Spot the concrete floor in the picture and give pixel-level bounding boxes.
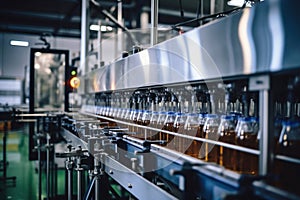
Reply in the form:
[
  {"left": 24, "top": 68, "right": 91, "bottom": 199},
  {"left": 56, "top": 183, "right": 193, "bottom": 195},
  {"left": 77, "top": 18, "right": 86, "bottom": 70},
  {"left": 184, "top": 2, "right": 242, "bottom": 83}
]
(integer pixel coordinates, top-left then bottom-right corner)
[
  {"left": 0, "top": 125, "right": 66, "bottom": 200},
  {"left": 0, "top": 124, "right": 131, "bottom": 200},
  {"left": 0, "top": 126, "right": 39, "bottom": 200}
]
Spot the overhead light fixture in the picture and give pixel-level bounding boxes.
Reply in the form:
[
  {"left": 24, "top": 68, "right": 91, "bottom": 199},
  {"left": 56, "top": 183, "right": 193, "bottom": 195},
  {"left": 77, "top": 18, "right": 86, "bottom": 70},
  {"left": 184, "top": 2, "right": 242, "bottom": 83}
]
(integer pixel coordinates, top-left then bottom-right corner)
[
  {"left": 227, "top": 0, "right": 257, "bottom": 7},
  {"left": 90, "top": 24, "right": 113, "bottom": 32},
  {"left": 10, "top": 40, "right": 29, "bottom": 47},
  {"left": 228, "top": 0, "right": 244, "bottom": 7}
]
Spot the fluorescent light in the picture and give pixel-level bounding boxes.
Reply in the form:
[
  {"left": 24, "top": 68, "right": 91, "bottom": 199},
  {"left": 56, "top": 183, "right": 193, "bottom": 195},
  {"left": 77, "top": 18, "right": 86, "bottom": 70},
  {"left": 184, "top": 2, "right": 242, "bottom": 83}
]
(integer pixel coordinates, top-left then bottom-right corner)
[
  {"left": 100, "top": 26, "right": 107, "bottom": 32},
  {"left": 90, "top": 24, "right": 99, "bottom": 31},
  {"left": 90, "top": 24, "right": 113, "bottom": 32},
  {"left": 227, "top": 0, "right": 254, "bottom": 7},
  {"left": 227, "top": 0, "right": 258, "bottom": 7},
  {"left": 228, "top": 0, "right": 245, "bottom": 7},
  {"left": 10, "top": 40, "right": 29, "bottom": 47}
]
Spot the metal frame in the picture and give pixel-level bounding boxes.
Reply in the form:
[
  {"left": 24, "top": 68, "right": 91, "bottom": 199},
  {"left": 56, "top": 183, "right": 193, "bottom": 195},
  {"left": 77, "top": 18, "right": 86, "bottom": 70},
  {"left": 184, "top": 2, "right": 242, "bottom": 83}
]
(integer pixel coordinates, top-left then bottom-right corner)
[
  {"left": 104, "top": 154, "right": 178, "bottom": 200},
  {"left": 29, "top": 48, "right": 69, "bottom": 160}
]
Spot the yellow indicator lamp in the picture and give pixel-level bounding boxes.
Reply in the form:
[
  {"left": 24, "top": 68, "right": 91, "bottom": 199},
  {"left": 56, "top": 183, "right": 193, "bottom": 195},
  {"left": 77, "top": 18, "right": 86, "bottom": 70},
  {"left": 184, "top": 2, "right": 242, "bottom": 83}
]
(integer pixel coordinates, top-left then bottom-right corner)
[{"left": 70, "top": 77, "right": 80, "bottom": 89}]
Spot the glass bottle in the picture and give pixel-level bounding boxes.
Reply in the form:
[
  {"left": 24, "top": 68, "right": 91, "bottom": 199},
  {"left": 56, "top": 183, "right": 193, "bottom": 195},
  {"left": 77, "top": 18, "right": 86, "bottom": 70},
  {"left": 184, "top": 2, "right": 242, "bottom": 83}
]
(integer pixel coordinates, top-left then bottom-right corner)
[
  {"left": 217, "top": 115, "right": 237, "bottom": 170},
  {"left": 236, "top": 117, "right": 258, "bottom": 175},
  {"left": 163, "top": 112, "right": 176, "bottom": 149},
  {"left": 278, "top": 120, "right": 300, "bottom": 158},
  {"left": 184, "top": 113, "right": 201, "bottom": 158},
  {"left": 132, "top": 109, "right": 140, "bottom": 134},
  {"left": 173, "top": 112, "right": 187, "bottom": 153},
  {"left": 123, "top": 108, "right": 132, "bottom": 129},
  {"left": 201, "top": 114, "right": 220, "bottom": 163},
  {"left": 157, "top": 111, "right": 167, "bottom": 141},
  {"left": 275, "top": 119, "right": 300, "bottom": 194},
  {"left": 197, "top": 113, "right": 207, "bottom": 159},
  {"left": 141, "top": 110, "right": 151, "bottom": 139},
  {"left": 149, "top": 111, "right": 159, "bottom": 140}
]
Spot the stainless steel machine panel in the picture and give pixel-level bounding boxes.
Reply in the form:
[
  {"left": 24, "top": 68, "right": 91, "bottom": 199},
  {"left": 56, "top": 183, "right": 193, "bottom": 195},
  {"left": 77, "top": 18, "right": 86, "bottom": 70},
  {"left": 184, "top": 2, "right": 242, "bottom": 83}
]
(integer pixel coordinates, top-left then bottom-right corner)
[{"left": 80, "top": 0, "right": 300, "bottom": 94}]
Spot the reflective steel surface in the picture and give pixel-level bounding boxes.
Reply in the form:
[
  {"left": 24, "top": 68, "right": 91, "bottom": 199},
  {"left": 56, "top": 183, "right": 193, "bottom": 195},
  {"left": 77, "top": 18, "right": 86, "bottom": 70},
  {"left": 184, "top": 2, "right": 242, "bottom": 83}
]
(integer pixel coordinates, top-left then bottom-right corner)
[{"left": 79, "top": 0, "right": 300, "bottom": 93}]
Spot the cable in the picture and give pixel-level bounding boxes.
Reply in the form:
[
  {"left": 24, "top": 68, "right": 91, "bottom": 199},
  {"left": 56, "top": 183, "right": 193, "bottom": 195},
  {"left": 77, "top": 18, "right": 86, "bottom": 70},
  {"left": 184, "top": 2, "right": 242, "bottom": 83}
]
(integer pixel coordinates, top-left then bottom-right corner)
[
  {"left": 196, "top": 0, "right": 202, "bottom": 19},
  {"left": 34, "top": 33, "right": 51, "bottom": 49},
  {"left": 196, "top": 0, "right": 203, "bottom": 26},
  {"left": 178, "top": 0, "right": 184, "bottom": 18}
]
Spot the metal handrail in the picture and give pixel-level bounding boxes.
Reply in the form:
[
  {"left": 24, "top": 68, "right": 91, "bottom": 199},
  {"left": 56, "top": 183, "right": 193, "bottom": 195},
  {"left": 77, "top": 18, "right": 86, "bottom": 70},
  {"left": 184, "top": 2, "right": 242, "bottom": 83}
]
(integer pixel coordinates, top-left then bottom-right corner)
[{"left": 79, "top": 110, "right": 260, "bottom": 156}]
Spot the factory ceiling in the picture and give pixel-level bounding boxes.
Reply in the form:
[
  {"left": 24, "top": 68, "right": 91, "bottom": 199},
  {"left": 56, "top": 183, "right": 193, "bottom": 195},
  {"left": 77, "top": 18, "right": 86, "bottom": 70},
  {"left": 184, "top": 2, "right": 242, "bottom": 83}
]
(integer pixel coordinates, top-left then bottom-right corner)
[{"left": 0, "top": 0, "right": 233, "bottom": 39}]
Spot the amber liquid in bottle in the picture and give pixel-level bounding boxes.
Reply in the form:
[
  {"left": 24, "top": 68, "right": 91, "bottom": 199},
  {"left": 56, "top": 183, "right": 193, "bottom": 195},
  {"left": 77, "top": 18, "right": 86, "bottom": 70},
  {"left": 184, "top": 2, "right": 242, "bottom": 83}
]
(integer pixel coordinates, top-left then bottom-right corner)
[
  {"left": 157, "top": 112, "right": 167, "bottom": 142},
  {"left": 173, "top": 122, "right": 182, "bottom": 152},
  {"left": 133, "top": 112, "right": 140, "bottom": 136},
  {"left": 218, "top": 130, "right": 237, "bottom": 170},
  {"left": 142, "top": 119, "right": 151, "bottom": 139},
  {"left": 203, "top": 125, "right": 219, "bottom": 163},
  {"left": 148, "top": 121, "right": 159, "bottom": 140},
  {"left": 163, "top": 122, "right": 175, "bottom": 145},
  {"left": 134, "top": 115, "right": 144, "bottom": 139},
  {"left": 236, "top": 133, "right": 258, "bottom": 175},
  {"left": 185, "top": 125, "right": 202, "bottom": 158},
  {"left": 197, "top": 124, "right": 205, "bottom": 159},
  {"left": 273, "top": 137, "right": 300, "bottom": 195}
]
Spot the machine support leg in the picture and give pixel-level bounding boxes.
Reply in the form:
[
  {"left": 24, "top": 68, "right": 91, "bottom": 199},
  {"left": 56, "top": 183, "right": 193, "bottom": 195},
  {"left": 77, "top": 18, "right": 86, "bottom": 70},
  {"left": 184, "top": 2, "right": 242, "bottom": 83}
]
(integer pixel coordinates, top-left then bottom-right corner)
[
  {"left": 77, "top": 169, "right": 82, "bottom": 200},
  {"left": 3, "top": 121, "right": 7, "bottom": 178},
  {"left": 95, "top": 175, "right": 100, "bottom": 200},
  {"left": 67, "top": 167, "right": 73, "bottom": 200},
  {"left": 46, "top": 134, "right": 51, "bottom": 200},
  {"left": 37, "top": 136, "right": 42, "bottom": 200}
]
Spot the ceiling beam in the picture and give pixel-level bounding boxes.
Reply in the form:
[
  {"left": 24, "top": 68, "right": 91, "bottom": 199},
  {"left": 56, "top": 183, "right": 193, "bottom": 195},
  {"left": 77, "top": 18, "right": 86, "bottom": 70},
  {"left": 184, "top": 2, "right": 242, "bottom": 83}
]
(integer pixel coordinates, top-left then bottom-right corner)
[{"left": 53, "top": 0, "right": 81, "bottom": 35}]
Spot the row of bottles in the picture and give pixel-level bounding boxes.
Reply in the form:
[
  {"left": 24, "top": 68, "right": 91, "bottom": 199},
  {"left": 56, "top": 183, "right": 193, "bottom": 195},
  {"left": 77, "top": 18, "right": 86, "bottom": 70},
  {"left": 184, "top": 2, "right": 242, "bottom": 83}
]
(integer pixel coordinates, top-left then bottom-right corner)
[
  {"left": 82, "top": 81, "right": 262, "bottom": 175},
  {"left": 82, "top": 76, "right": 300, "bottom": 180},
  {"left": 271, "top": 75, "right": 300, "bottom": 195}
]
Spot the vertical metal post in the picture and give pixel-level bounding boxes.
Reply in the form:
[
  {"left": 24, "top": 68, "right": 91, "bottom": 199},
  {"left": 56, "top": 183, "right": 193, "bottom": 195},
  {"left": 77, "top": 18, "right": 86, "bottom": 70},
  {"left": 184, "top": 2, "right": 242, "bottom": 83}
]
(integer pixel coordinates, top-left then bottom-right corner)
[
  {"left": 94, "top": 154, "right": 100, "bottom": 200},
  {"left": 200, "top": 0, "right": 204, "bottom": 26},
  {"left": 97, "top": 20, "right": 102, "bottom": 68},
  {"left": 67, "top": 166, "right": 73, "bottom": 200},
  {"left": 77, "top": 169, "right": 82, "bottom": 200},
  {"left": 117, "top": 0, "right": 123, "bottom": 56},
  {"left": 210, "top": 0, "right": 216, "bottom": 14},
  {"left": 215, "top": 0, "right": 224, "bottom": 13},
  {"left": 3, "top": 121, "right": 7, "bottom": 178},
  {"left": 259, "top": 89, "right": 270, "bottom": 175},
  {"left": 77, "top": 157, "right": 82, "bottom": 200},
  {"left": 46, "top": 134, "right": 50, "bottom": 200},
  {"left": 80, "top": 0, "right": 90, "bottom": 75},
  {"left": 201, "top": 0, "right": 204, "bottom": 16},
  {"left": 117, "top": 0, "right": 123, "bottom": 35},
  {"left": 140, "top": 12, "right": 149, "bottom": 30},
  {"left": 249, "top": 75, "right": 271, "bottom": 176},
  {"left": 75, "top": 146, "right": 86, "bottom": 200},
  {"left": 95, "top": 177, "right": 100, "bottom": 200},
  {"left": 150, "top": 0, "right": 159, "bottom": 46},
  {"left": 37, "top": 136, "right": 42, "bottom": 200}
]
